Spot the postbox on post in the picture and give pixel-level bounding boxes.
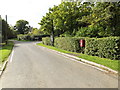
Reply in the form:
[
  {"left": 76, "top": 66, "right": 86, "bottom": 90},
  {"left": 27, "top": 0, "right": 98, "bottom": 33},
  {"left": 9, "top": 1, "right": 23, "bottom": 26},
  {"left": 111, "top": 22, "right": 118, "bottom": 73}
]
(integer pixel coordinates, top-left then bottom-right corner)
[{"left": 80, "top": 39, "right": 85, "bottom": 47}]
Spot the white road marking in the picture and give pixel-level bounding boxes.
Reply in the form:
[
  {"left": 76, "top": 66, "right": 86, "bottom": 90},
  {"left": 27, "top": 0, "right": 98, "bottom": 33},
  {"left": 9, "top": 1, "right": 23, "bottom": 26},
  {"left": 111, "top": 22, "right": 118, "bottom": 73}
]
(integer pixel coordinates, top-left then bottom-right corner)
[{"left": 10, "top": 48, "right": 14, "bottom": 63}]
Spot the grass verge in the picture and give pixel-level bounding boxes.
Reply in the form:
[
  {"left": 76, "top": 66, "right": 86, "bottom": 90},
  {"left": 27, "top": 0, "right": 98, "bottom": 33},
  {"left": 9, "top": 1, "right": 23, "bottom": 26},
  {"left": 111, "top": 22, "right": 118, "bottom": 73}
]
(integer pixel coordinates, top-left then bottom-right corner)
[
  {"left": 9, "top": 38, "right": 31, "bottom": 42},
  {"left": 37, "top": 43, "right": 119, "bottom": 71},
  {"left": 0, "top": 41, "right": 14, "bottom": 65}
]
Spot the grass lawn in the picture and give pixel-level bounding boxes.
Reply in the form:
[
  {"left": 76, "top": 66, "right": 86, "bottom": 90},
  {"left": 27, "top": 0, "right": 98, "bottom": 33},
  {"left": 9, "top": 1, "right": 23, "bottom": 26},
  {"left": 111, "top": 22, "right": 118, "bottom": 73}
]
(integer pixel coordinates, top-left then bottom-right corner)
[
  {"left": 37, "top": 43, "right": 119, "bottom": 71},
  {"left": 0, "top": 41, "right": 14, "bottom": 65}
]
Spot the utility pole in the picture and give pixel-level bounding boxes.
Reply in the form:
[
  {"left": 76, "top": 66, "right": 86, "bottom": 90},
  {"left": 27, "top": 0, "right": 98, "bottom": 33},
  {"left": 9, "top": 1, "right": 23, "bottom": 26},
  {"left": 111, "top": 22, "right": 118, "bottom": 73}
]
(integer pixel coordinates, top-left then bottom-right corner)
[
  {"left": 5, "top": 15, "right": 8, "bottom": 44},
  {"left": 5, "top": 15, "right": 7, "bottom": 22}
]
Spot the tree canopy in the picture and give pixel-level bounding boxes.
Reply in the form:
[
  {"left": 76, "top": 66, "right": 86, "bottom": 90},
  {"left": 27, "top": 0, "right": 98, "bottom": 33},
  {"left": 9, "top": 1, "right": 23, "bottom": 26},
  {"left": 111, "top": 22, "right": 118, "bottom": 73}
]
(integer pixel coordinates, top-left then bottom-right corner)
[
  {"left": 39, "top": 2, "right": 120, "bottom": 37},
  {"left": 14, "top": 20, "right": 30, "bottom": 34},
  {"left": 0, "top": 17, "right": 16, "bottom": 44}
]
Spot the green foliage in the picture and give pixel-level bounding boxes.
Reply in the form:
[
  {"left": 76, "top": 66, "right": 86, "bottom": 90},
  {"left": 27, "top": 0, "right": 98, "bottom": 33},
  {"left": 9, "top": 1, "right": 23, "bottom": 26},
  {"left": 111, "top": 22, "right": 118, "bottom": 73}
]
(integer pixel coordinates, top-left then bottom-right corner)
[
  {"left": 31, "top": 28, "right": 43, "bottom": 35},
  {"left": 39, "top": 2, "right": 92, "bottom": 37},
  {"left": 39, "top": 2, "right": 120, "bottom": 37},
  {"left": 76, "top": 25, "right": 106, "bottom": 37},
  {"left": 42, "top": 37, "right": 52, "bottom": 46},
  {"left": 17, "top": 34, "right": 48, "bottom": 41},
  {"left": 7, "top": 26, "right": 17, "bottom": 39},
  {"left": 85, "top": 37, "right": 120, "bottom": 60},
  {"left": 14, "top": 20, "right": 30, "bottom": 34},
  {"left": 54, "top": 37, "right": 79, "bottom": 52},
  {"left": 0, "top": 41, "right": 14, "bottom": 63},
  {"left": 81, "top": 2, "right": 120, "bottom": 37},
  {"left": 1, "top": 19, "right": 16, "bottom": 43},
  {"left": 42, "top": 37, "right": 83, "bottom": 52},
  {"left": 17, "top": 34, "right": 30, "bottom": 40},
  {"left": 42, "top": 36, "right": 120, "bottom": 60}
]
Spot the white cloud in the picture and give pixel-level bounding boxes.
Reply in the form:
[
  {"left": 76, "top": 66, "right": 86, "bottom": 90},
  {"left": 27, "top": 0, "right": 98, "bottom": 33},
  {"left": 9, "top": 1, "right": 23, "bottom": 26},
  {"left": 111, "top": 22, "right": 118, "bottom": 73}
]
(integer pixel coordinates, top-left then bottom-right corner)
[{"left": 0, "top": 0, "right": 61, "bottom": 28}]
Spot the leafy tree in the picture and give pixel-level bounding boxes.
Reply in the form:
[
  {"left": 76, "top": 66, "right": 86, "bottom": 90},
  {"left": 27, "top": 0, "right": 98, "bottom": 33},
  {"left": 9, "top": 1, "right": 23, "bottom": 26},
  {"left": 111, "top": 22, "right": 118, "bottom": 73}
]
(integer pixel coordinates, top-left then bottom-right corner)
[
  {"left": 81, "top": 2, "right": 120, "bottom": 37},
  {"left": 2, "top": 19, "right": 9, "bottom": 44},
  {"left": 39, "top": 2, "right": 92, "bottom": 37},
  {"left": 39, "top": 2, "right": 120, "bottom": 38},
  {"left": 7, "top": 25, "right": 17, "bottom": 39},
  {"left": 14, "top": 20, "right": 30, "bottom": 34},
  {"left": 31, "top": 28, "right": 43, "bottom": 35},
  {"left": 1, "top": 18, "right": 16, "bottom": 44},
  {"left": 39, "top": 10, "right": 54, "bottom": 46}
]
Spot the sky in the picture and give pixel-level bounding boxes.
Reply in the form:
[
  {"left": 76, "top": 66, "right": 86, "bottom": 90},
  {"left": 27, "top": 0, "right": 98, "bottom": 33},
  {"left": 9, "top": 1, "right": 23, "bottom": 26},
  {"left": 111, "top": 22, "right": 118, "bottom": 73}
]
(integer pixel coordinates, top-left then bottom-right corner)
[{"left": 0, "top": 0, "right": 61, "bottom": 28}]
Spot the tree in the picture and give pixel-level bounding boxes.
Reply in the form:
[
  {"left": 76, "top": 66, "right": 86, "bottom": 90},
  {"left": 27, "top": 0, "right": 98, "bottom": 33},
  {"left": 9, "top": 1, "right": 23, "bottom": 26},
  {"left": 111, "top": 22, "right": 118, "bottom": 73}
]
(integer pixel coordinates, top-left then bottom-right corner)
[
  {"left": 2, "top": 19, "right": 9, "bottom": 44},
  {"left": 81, "top": 2, "right": 120, "bottom": 37},
  {"left": 1, "top": 18, "right": 16, "bottom": 44},
  {"left": 14, "top": 20, "right": 29, "bottom": 34},
  {"left": 39, "top": 11, "right": 54, "bottom": 46},
  {"left": 39, "top": 2, "right": 120, "bottom": 38},
  {"left": 31, "top": 28, "right": 43, "bottom": 35},
  {"left": 39, "top": 2, "right": 92, "bottom": 37}
]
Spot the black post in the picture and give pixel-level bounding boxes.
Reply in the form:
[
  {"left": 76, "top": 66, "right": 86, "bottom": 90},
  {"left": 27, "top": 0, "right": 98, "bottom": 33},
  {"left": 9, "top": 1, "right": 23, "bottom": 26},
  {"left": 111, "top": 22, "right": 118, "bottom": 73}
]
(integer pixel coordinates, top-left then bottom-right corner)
[{"left": 5, "top": 15, "right": 8, "bottom": 44}]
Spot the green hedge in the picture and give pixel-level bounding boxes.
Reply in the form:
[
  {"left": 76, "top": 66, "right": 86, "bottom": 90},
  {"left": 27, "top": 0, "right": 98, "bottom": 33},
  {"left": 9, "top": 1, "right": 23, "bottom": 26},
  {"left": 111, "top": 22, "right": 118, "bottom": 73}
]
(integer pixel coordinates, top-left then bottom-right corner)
[
  {"left": 54, "top": 37, "right": 78, "bottom": 52},
  {"left": 42, "top": 37, "right": 52, "bottom": 46},
  {"left": 42, "top": 37, "right": 120, "bottom": 60},
  {"left": 17, "top": 34, "right": 48, "bottom": 41},
  {"left": 42, "top": 37, "right": 85, "bottom": 52},
  {"left": 85, "top": 37, "right": 120, "bottom": 60},
  {"left": 54, "top": 37, "right": 85, "bottom": 52}
]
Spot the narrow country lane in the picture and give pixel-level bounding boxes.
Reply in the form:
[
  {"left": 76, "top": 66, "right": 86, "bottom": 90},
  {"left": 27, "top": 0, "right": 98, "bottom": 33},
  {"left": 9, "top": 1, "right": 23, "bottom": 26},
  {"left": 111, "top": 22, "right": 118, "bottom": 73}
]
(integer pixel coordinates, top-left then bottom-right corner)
[{"left": 0, "top": 41, "right": 118, "bottom": 88}]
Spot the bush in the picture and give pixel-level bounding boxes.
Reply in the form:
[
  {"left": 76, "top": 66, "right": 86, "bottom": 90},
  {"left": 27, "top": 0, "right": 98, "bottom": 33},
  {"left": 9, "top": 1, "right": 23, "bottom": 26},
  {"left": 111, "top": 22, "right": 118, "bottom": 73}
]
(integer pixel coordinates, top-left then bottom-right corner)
[
  {"left": 54, "top": 37, "right": 85, "bottom": 52},
  {"left": 17, "top": 34, "right": 49, "bottom": 41},
  {"left": 17, "top": 34, "right": 30, "bottom": 40},
  {"left": 42, "top": 37, "right": 52, "bottom": 46},
  {"left": 76, "top": 25, "right": 101, "bottom": 38},
  {"left": 85, "top": 37, "right": 120, "bottom": 60},
  {"left": 42, "top": 36, "right": 120, "bottom": 60}
]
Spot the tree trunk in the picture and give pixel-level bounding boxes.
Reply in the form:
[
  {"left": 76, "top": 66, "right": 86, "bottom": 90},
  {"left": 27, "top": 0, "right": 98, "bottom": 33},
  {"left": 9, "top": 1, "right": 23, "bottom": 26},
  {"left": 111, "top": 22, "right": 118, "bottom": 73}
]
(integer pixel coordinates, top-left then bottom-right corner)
[{"left": 50, "top": 20, "right": 54, "bottom": 46}]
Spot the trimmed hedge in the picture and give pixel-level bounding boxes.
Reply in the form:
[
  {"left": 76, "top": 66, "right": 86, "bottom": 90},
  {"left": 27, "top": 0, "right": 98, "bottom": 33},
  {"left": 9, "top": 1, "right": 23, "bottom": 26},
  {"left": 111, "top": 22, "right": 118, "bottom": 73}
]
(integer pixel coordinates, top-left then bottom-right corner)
[
  {"left": 55, "top": 37, "right": 84, "bottom": 52},
  {"left": 42, "top": 37, "right": 52, "bottom": 46},
  {"left": 85, "top": 37, "right": 120, "bottom": 60},
  {"left": 55, "top": 37, "right": 83, "bottom": 52},
  {"left": 42, "top": 37, "right": 85, "bottom": 52}
]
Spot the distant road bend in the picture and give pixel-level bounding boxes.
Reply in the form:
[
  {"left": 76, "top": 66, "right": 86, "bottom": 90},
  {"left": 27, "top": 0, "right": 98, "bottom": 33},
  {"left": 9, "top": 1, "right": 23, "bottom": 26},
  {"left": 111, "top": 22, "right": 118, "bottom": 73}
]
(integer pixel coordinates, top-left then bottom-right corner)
[{"left": 0, "top": 41, "right": 118, "bottom": 88}]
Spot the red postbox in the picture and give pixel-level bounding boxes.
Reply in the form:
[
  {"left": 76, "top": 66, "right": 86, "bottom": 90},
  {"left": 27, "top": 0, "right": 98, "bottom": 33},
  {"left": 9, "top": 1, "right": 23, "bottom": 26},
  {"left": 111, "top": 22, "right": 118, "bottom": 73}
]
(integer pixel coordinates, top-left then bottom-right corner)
[{"left": 80, "top": 40, "right": 85, "bottom": 47}]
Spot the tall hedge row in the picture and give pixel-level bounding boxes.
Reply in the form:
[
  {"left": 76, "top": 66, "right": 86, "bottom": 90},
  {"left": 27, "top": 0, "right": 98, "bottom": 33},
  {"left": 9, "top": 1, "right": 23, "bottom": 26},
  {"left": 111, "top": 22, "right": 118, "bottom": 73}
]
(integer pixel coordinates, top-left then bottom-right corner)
[
  {"left": 55, "top": 37, "right": 80, "bottom": 52},
  {"left": 42, "top": 37, "right": 120, "bottom": 60},
  {"left": 42, "top": 37, "right": 85, "bottom": 52},
  {"left": 85, "top": 37, "right": 120, "bottom": 60}
]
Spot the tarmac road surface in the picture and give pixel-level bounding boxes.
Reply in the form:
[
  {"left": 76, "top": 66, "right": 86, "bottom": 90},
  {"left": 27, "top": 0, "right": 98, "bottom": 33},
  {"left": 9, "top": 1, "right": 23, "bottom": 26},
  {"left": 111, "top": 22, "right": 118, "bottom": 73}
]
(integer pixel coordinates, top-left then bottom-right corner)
[{"left": 0, "top": 41, "right": 118, "bottom": 88}]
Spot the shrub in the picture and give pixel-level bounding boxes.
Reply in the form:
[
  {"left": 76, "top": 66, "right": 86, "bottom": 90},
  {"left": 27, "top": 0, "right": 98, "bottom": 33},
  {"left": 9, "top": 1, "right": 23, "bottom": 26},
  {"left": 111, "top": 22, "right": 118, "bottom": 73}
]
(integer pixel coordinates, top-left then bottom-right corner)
[
  {"left": 54, "top": 37, "right": 85, "bottom": 52},
  {"left": 42, "top": 37, "right": 52, "bottom": 46},
  {"left": 76, "top": 25, "right": 102, "bottom": 38},
  {"left": 17, "top": 34, "right": 29, "bottom": 40},
  {"left": 17, "top": 34, "right": 48, "bottom": 41},
  {"left": 42, "top": 36, "right": 120, "bottom": 60},
  {"left": 85, "top": 37, "right": 120, "bottom": 60}
]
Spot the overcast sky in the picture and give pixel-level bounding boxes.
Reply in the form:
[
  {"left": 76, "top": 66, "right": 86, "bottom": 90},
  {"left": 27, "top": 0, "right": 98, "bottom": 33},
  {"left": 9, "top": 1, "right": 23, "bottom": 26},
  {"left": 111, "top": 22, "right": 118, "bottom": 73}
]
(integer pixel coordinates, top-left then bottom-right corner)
[{"left": 0, "top": 0, "right": 61, "bottom": 28}]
